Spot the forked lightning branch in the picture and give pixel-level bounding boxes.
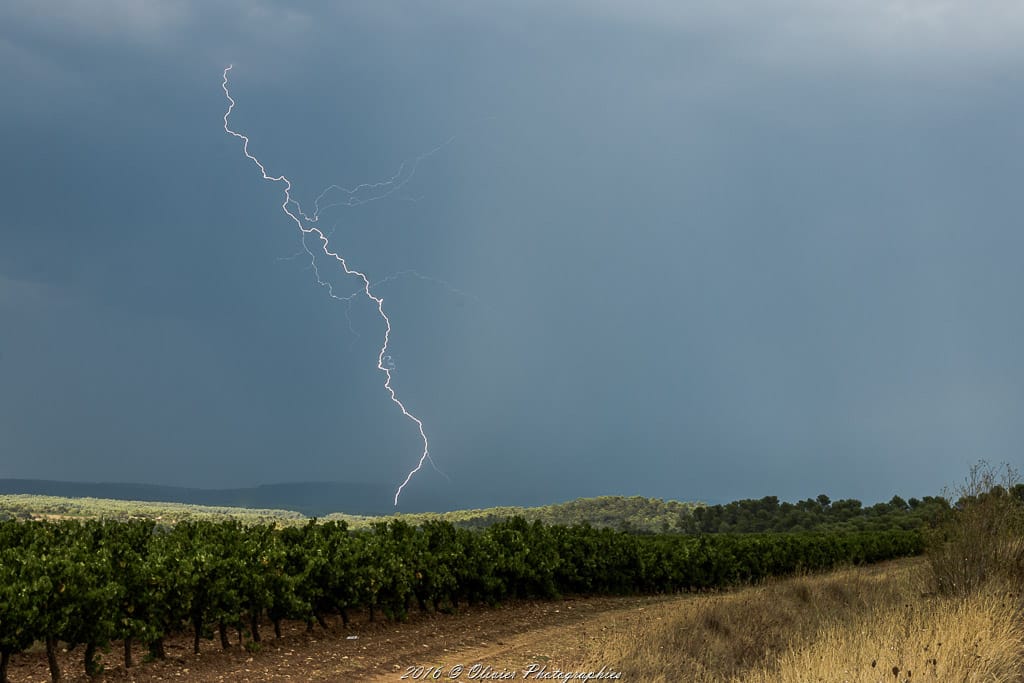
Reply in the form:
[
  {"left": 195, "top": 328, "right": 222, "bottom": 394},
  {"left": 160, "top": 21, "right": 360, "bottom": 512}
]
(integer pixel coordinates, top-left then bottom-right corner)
[{"left": 221, "top": 65, "right": 438, "bottom": 506}]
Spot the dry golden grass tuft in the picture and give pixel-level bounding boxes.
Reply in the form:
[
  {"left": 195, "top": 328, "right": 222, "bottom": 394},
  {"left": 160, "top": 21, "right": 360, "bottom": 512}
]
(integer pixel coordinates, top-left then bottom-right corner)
[
  {"left": 577, "top": 559, "right": 1023, "bottom": 682},
  {"left": 745, "top": 582, "right": 1023, "bottom": 682}
]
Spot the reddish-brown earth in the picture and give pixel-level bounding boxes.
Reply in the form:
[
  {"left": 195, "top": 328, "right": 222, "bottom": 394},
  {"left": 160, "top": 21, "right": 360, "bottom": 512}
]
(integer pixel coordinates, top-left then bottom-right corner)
[{"left": 6, "top": 594, "right": 674, "bottom": 682}]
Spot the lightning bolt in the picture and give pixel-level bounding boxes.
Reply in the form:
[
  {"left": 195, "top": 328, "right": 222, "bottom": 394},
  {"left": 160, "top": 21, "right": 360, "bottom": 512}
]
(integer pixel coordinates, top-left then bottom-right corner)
[
  {"left": 221, "top": 65, "right": 436, "bottom": 506},
  {"left": 296, "top": 135, "right": 454, "bottom": 219}
]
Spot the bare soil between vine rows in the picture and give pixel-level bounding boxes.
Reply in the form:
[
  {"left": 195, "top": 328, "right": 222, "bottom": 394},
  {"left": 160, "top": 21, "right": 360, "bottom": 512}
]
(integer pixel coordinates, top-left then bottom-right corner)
[{"left": 7, "top": 593, "right": 675, "bottom": 682}]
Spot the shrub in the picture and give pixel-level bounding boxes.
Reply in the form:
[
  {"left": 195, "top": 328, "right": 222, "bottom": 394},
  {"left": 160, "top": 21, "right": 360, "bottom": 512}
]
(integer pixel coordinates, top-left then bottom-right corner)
[{"left": 928, "top": 461, "right": 1024, "bottom": 595}]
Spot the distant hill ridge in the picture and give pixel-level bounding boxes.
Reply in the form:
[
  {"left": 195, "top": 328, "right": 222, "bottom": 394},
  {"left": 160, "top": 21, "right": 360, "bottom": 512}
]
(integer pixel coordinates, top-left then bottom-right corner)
[
  {"left": 0, "top": 478, "right": 396, "bottom": 517},
  {"left": 0, "top": 480, "right": 946, "bottom": 534},
  {"left": 0, "top": 479, "right": 698, "bottom": 531},
  {"left": 350, "top": 496, "right": 699, "bottom": 532}
]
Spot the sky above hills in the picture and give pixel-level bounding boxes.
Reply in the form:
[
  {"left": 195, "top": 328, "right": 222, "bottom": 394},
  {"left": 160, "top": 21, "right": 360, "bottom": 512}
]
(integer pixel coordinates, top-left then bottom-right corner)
[{"left": 2, "top": 1, "right": 1023, "bottom": 511}]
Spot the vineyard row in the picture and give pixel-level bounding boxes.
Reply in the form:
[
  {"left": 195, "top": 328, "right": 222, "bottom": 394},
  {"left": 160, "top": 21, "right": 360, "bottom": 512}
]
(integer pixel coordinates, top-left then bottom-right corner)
[{"left": 0, "top": 518, "right": 924, "bottom": 681}]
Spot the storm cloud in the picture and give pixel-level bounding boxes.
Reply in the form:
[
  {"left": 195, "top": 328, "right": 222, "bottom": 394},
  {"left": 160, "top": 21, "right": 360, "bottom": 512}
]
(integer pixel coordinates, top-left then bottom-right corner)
[{"left": 2, "top": 1, "right": 1022, "bottom": 510}]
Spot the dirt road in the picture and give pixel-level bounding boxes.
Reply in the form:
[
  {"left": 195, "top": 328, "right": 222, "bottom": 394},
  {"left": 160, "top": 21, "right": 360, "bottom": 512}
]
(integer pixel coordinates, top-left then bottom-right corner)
[{"left": 8, "top": 594, "right": 672, "bottom": 682}]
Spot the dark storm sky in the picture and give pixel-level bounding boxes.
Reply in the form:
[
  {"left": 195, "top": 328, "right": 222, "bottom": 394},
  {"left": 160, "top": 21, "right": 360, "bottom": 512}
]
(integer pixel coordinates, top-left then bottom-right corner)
[{"left": 2, "top": 1, "right": 1023, "bottom": 511}]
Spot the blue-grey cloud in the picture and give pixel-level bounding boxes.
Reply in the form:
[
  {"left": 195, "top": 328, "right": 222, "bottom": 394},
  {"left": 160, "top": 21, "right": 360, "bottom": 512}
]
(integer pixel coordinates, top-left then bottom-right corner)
[{"left": 1, "top": 1, "right": 1022, "bottom": 510}]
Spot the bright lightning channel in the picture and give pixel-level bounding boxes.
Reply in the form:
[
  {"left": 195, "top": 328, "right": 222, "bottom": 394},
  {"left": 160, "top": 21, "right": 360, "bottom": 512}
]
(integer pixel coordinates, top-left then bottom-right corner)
[{"left": 221, "top": 64, "right": 438, "bottom": 506}]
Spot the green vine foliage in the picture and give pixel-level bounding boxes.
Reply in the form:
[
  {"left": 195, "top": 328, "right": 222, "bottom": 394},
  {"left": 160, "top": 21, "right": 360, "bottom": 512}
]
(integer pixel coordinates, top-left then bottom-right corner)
[{"left": 0, "top": 518, "right": 923, "bottom": 681}]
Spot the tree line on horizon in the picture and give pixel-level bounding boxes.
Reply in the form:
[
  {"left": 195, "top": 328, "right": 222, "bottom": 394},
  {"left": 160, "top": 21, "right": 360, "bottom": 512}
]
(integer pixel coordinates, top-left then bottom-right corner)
[
  {"left": 378, "top": 492, "right": 956, "bottom": 535},
  {"left": 674, "top": 493, "right": 955, "bottom": 535}
]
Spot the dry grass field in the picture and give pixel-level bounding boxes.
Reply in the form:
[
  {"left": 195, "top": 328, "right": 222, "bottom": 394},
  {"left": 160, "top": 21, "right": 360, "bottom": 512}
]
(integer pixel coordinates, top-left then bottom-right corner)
[{"left": 575, "top": 559, "right": 1022, "bottom": 682}]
